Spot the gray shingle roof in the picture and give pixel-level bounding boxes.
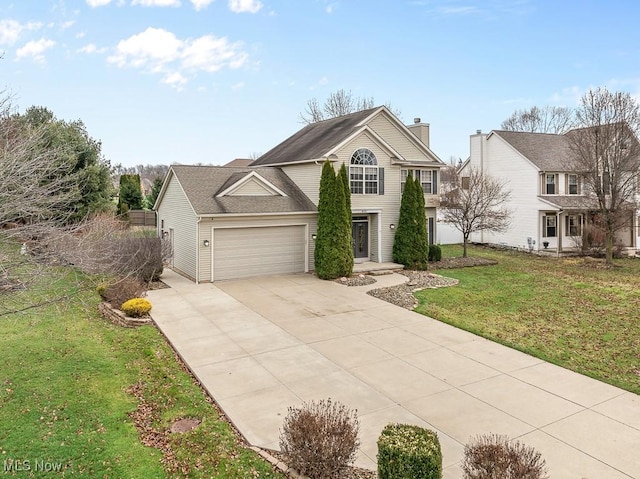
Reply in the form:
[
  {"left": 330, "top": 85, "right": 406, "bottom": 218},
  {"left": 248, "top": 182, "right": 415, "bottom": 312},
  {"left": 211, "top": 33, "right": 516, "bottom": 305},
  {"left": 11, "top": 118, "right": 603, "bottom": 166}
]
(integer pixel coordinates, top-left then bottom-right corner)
[
  {"left": 251, "top": 107, "right": 380, "bottom": 166},
  {"left": 540, "top": 195, "right": 599, "bottom": 210},
  {"left": 170, "top": 165, "right": 316, "bottom": 215},
  {"left": 493, "top": 130, "right": 574, "bottom": 171}
]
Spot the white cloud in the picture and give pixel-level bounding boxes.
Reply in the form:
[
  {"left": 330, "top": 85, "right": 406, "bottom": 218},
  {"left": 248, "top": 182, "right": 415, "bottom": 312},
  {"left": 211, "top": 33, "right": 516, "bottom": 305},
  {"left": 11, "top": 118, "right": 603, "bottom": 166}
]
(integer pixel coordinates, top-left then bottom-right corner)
[
  {"left": 131, "top": 0, "right": 181, "bottom": 6},
  {"left": 231, "top": 81, "right": 244, "bottom": 90},
  {"left": 181, "top": 35, "right": 247, "bottom": 72},
  {"left": 325, "top": 2, "right": 338, "bottom": 14},
  {"left": 61, "top": 20, "right": 75, "bottom": 29},
  {"left": 228, "top": 0, "right": 262, "bottom": 14},
  {"left": 108, "top": 27, "right": 182, "bottom": 69},
  {"left": 78, "top": 43, "right": 107, "bottom": 54},
  {"left": 86, "top": 0, "right": 113, "bottom": 6},
  {"left": 191, "top": 0, "right": 215, "bottom": 10},
  {"left": 108, "top": 27, "right": 248, "bottom": 86},
  {"left": 0, "top": 19, "right": 42, "bottom": 45},
  {"left": 16, "top": 38, "right": 56, "bottom": 63},
  {"left": 163, "top": 71, "right": 188, "bottom": 90}
]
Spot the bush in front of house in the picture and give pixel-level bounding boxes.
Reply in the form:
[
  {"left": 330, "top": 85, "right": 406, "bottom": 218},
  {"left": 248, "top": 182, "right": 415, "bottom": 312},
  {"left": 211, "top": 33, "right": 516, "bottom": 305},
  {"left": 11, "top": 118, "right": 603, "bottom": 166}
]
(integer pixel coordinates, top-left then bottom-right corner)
[
  {"left": 428, "top": 244, "right": 442, "bottom": 262},
  {"left": 461, "top": 434, "right": 548, "bottom": 479},
  {"left": 377, "top": 423, "right": 442, "bottom": 479},
  {"left": 393, "top": 174, "right": 429, "bottom": 270},
  {"left": 315, "top": 161, "right": 352, "bottom": 280},
  {"left": 121, "top": 298, "right": 152, "bottom": 317},
  {"left": 103, "top": 277, "right": 146, "bottom": 310},
  {"left": 279, "top": 398, "right": 359, "bottom": 478}
]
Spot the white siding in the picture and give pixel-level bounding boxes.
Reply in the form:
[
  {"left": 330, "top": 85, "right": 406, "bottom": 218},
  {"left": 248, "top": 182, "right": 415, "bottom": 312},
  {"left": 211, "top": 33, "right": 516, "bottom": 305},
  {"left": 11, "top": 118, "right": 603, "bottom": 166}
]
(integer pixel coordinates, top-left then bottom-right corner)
[
  {"left": 467, "top": 134, "right": 543, "bottom": 250},
  {"left": 156, "top": 174, "right": 198, "bottom": 280}
]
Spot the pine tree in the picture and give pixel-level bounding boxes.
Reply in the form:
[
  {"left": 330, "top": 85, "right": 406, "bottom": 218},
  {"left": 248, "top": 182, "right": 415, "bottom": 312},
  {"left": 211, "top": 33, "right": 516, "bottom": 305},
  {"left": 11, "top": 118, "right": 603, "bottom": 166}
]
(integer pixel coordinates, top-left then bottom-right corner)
[{"left": 118, "top": 174, "right": 143, "bottom": 216}]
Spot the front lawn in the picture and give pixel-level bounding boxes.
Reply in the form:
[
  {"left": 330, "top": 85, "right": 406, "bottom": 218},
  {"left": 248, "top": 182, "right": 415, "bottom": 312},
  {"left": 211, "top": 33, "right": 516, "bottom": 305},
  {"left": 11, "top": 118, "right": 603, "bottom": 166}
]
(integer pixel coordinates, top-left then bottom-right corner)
[
  {"left": 415, "top": 245, "right": 640, "bottom": 394},
  {"left": 0, "top": 236, "right": 284, "bottom": 478}
]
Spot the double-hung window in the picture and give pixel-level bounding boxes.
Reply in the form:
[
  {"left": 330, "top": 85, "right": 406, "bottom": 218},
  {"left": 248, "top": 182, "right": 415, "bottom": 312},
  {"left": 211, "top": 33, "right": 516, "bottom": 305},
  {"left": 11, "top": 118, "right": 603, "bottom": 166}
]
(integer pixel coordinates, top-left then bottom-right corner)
[
  {"left": 566, "top": 214, "right": 581, "bottom": 236},
  {"left": 544, "top": 214, "right": 557, "bottom": 237},
  {"left": 567, "top": 174, "right": 579, "bottom": 195},
  {"left": 545, "top": 174, "right": 557, "bottom": 195},
  {"left": 350, "top": 149, "right": 378, "bottom": 195},
  {"left": 401, "top": 168, "right": 437, "bottom": 194}
]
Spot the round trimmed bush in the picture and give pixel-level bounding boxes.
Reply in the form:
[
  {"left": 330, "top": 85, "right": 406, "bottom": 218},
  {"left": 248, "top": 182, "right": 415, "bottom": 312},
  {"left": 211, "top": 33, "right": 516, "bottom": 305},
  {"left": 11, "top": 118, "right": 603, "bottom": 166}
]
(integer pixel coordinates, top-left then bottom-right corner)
[
  {"left": 377, "top": 423, "right": 442, "bottom": 479},
  {"left": 121, "top": 298, "right": 152, "bottom": 317}
]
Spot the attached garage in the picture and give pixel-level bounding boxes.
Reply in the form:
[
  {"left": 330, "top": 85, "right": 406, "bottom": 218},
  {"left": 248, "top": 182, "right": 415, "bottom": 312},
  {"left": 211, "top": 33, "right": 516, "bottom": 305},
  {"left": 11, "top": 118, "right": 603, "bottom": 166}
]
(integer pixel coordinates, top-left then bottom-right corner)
[{"left": 212, "top": 225, "right": 308, "bottom": 281}]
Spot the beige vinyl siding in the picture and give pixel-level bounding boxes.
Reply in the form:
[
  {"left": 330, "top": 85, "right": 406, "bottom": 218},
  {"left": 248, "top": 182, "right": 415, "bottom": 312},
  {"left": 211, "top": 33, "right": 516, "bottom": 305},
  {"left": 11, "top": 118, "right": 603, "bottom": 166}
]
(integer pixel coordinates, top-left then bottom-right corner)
[
  {"left": 368, "top": 113, "right": 426, "bottom": 160},
  {"left": 336, "top": 132, "right": 403, "bottom": 262},
  {"left": 156, "top": 174, "right": 198, "bottom": 280},
  {"left": 229, "top": 178, "right": 276, "bottom": 196},
  {"left": 197, "top": 214, "right": 317, "bottom": 281},
  {"left": 280, "top": 164, "right": 323, "bottom": 205}
]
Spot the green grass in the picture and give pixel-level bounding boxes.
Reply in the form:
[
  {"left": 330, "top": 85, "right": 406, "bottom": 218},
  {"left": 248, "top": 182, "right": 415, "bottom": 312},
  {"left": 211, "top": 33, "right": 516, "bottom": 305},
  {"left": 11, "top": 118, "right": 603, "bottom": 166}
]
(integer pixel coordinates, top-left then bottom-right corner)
[
  {"left": 415, "top": 244, "right": 640, "bottom": 394},
  {"left": 0, "top": 236, "right": 284, "bottom": 478}
]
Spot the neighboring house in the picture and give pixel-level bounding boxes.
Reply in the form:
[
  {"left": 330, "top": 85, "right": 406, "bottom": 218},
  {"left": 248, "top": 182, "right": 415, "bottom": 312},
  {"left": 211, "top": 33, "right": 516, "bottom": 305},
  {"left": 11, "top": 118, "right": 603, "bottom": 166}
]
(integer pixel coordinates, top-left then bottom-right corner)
[
  {"left": 461, "top": 129, "right": 639, "bottom": 253},
  {"left": 155, "top": 106, "right": 443, "bottom": 282}
]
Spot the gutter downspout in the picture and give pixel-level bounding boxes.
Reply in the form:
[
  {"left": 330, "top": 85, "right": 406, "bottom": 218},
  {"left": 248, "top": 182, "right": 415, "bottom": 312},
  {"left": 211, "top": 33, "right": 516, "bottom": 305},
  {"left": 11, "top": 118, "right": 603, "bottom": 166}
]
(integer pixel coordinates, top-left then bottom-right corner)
[{"left": 196, "top": 217, "right": 201, "bottom": 284}]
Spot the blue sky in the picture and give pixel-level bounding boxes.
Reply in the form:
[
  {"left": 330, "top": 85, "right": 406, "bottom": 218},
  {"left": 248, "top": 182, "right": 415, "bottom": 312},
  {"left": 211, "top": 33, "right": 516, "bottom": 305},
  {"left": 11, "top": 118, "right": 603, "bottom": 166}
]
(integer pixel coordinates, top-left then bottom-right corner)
[{"left": 2, "top": 0, "right": 639, "bottom": 168}]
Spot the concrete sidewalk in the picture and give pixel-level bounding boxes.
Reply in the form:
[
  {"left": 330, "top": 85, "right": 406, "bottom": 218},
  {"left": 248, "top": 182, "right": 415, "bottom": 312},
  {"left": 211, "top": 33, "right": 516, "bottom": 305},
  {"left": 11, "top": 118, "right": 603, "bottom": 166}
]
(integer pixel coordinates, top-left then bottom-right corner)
[{"left": 147, "top": 269, "right": 640, "bottom": 478}]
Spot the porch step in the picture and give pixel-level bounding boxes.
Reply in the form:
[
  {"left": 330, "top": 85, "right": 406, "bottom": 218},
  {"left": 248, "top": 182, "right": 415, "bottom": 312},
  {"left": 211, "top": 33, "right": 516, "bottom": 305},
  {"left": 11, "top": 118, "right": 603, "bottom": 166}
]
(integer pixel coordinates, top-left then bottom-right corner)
[{"left": 368, "top": 269, "right": 396, "bottom": 276}]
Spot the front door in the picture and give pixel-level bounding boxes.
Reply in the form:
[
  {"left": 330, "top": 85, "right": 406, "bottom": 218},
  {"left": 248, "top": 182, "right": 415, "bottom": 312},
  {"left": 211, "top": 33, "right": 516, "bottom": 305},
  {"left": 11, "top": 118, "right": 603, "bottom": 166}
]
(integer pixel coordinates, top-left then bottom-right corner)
[{"left": 352, "top": 217, "right": 369, "bottom": 261}]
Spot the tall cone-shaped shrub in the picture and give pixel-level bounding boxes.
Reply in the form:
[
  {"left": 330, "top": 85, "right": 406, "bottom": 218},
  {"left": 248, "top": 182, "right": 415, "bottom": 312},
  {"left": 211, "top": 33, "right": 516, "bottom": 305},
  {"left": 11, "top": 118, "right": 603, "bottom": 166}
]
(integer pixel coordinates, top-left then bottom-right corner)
[
  {"left": 315, "top": 161, "right": 337, "bottom": 279},
  {"left": 338, "top": 163, "right": 354, "bottom": 276},
  {"left": 315, "top": 161, "right": 353, "bottom": 279},
  {"left": 335, "top": 170, "right": 353, "bottom": 277},
  {"left": 393, "top": 174, "right": 429, "bottom": 269}
]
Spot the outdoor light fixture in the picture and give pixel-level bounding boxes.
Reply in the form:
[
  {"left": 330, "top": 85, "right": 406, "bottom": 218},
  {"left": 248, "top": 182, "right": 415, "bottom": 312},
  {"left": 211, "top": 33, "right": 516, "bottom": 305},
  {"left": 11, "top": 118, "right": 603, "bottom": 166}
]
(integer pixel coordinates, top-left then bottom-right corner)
[
  {"left": 203, "top": 240, "right": 210, "bottom": 247},
  {"left": 389, "top": 224, "right": 395, "bottom": 230},
  {"left": 162, "top": 231, "right": 169, "bottom": 238},
  {"left": 311, "top": 234, "right": 317, "bottom": 241}
]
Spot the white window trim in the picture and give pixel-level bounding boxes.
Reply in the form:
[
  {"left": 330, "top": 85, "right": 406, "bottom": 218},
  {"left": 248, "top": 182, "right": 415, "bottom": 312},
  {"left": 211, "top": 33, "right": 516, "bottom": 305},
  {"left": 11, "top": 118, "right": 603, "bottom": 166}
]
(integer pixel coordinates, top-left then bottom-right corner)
[{"left": 350, "top": 149, "right": 378, "bottom": 195}]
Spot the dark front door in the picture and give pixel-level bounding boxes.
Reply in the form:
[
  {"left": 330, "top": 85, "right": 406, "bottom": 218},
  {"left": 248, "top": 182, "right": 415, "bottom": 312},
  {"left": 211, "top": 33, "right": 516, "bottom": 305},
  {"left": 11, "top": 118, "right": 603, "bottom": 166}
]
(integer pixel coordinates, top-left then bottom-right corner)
[{"left": 352, "top": 219, "right": 369, "bottom": 259}]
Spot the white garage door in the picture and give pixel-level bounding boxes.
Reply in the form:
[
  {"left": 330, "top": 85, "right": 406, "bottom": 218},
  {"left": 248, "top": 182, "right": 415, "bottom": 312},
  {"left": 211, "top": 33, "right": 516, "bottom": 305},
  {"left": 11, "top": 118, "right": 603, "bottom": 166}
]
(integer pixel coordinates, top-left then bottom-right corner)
[{"left": 213, "top": 225, "right": 307, "bottom": 281}]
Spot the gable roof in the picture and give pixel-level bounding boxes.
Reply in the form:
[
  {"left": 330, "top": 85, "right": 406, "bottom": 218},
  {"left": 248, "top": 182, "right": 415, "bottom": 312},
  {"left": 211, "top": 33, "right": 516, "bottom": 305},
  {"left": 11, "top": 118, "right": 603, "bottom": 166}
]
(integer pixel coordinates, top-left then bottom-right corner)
[
  {"left": 164, "top": 165, "right": 316, "bottom": 215},
  {"left": 251, "top": 107, "right": 381, "bottom": 166},
  {"left": 492, "top": 130, "right": 573, "bottom": 171}
]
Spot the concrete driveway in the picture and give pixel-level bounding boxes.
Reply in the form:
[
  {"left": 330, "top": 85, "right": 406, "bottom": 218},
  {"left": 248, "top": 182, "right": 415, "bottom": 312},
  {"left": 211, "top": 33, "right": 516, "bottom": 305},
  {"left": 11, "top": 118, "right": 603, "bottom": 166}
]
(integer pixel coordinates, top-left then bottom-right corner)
[{"left": 147, "top": 269, "right": 640, "bottom": 479}]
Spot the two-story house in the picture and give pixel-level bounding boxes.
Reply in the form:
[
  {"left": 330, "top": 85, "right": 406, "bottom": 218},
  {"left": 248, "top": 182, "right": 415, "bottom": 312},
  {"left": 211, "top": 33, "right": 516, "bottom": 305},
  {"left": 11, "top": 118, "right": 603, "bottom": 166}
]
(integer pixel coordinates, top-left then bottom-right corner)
[
  {"left": 155, "top": 106, "right": 443, "bottom": 282},
  {"left": 461, "top": 129, "right": 639, "bottom": 253}
]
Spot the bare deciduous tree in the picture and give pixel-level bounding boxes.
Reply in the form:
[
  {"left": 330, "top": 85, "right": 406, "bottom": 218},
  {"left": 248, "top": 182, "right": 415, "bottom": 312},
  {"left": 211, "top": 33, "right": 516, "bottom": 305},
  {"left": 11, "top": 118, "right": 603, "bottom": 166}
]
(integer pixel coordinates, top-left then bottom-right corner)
[
  {"left": 566, "top": 87, "right": 640, "bottom": 264},
  {"left": 299, "top": 89, "right": 400, "bottom": 124},
  {"left": 501, "top": 105, "right": 574, "bottom": 134},
  {"left": 441, "top": 166, "right": 512, "bottom": 257},
  {"left": 0, "top": 110, "right": 79, "bottom": 227}
]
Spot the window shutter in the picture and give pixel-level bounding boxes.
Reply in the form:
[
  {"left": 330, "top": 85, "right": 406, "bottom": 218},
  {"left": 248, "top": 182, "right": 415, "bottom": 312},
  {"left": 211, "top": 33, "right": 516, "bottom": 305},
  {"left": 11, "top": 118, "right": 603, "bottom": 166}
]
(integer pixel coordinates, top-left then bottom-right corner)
[
  {"left": 432, "top": 170, "right": 438, "bottom": 195},
  {"left": 378, "top": 167, "right": 384, "bottom": 195}
]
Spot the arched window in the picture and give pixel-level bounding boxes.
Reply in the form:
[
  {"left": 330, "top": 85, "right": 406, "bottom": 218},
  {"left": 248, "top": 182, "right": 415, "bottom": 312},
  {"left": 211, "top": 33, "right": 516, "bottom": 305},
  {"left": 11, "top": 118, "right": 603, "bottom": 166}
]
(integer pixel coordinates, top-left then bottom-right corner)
[{"left": 349, "top": 148, "right": 378, "bottom": 194}]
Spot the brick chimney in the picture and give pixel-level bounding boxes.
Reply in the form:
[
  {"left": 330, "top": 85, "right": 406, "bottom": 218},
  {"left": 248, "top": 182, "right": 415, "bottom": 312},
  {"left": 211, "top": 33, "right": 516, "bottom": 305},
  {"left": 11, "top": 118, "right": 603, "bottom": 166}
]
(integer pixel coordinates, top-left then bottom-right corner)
[{"left": 407, "top": 117, "right": 430, "bottom": 147}]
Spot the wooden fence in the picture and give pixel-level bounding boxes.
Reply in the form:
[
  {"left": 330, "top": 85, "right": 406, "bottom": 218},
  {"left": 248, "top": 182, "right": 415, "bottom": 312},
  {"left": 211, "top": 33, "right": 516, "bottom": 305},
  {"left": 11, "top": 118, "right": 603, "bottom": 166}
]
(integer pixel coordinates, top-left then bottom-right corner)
[{"left": 129, "top": 210, "right": 157, "bottom": 227}]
